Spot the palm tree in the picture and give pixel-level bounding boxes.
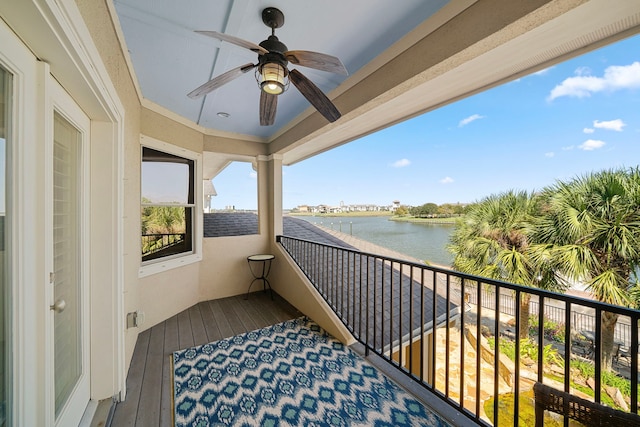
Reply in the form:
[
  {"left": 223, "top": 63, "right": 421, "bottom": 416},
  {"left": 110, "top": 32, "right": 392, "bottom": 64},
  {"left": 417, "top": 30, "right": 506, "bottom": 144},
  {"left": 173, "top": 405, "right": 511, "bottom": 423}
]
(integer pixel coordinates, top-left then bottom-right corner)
[
  {"left": 152, "top": 206, "right": 185, "bottom": 234},
  {"left": 449, "top": 190, "right": 563, "bottom": 339},
  {"left": 533, "top": 168, "right": 640, "bottom": 371}
]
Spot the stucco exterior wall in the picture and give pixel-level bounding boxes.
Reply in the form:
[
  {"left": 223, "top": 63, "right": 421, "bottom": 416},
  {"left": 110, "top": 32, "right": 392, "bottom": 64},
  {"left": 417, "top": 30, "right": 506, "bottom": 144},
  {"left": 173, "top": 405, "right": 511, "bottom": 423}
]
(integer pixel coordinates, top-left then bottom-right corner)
[
  {"left": 141, "top": 107, "right": 205, "bottom": 153},
  {"left": 74, "top": 0, "right": 144, "bottom": 371},
  {"left": 199, "top": 234, "right": 270, "bottom": 301}
]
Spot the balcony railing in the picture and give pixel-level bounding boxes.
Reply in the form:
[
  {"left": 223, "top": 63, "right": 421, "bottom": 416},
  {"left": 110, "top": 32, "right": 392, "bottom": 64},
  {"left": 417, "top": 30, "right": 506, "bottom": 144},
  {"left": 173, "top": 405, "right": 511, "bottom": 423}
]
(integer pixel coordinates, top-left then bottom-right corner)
[
  {"left": 141, "top": 232, "right": 185, "bottom": 257},
  {"left": 277, "top": 235, "right": 640, "bottom": 426}
]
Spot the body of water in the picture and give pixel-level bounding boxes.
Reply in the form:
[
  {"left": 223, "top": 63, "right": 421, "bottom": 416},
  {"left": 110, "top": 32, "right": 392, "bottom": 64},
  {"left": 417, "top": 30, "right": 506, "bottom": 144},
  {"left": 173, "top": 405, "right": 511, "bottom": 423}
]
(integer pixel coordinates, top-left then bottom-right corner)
[{"left": 297, "top": 216, "right": 455, "bottom": 266}]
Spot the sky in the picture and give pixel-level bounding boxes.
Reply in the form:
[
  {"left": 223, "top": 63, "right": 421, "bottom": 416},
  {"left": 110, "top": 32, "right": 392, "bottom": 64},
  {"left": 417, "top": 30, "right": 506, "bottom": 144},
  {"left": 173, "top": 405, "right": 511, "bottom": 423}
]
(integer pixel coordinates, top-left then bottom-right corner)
[{"left": 211, "top": 34, "right": 640, "bottom": 210}]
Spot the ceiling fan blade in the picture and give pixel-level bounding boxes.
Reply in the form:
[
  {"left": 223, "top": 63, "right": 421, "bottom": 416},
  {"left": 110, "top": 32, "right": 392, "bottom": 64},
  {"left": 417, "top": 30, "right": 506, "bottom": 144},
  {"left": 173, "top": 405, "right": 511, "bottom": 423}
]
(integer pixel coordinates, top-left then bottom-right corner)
[
  {"left": 195, "top": 31, "right": 269, "bottom": 55},
  {"left": 285, "top": 50, "right": 348, "bottom": 75},
  {"left": 260, "top": 91, "right": 278, "bottom": 126},
  {"left": 187, "top": 63, "right": 256, "bottom": 99},
  {"left": 289, "top": 69, "right": 341, "bottom": 123}
]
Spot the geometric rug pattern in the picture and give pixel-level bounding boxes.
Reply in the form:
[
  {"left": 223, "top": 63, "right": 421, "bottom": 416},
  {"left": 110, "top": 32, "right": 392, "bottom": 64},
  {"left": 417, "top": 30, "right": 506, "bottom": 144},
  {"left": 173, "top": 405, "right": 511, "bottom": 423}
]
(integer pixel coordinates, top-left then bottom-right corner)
[{"left": 172, "top": 317, "right": 451, "bottom": 426}]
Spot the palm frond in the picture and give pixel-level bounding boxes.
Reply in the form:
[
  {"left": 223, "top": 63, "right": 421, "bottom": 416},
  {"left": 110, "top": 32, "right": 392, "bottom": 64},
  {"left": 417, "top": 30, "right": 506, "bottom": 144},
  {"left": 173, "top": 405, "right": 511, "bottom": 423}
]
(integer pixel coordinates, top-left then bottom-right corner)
[{"left": 588, "top": 269, "right": 630, "bottom": 306}]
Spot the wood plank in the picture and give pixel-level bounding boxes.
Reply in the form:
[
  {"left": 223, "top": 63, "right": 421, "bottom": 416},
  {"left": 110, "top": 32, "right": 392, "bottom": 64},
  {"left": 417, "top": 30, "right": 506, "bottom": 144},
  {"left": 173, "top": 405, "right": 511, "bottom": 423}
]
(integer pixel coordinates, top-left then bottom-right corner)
[
  {"left": 188, "top": 304, "right": 209, "bottom": 347},
  {"left": 177, "top": 309, "right": 194, "bottom": 350},
  {"left": 160, "top": 315, "right": 179, "bottom": 427},
  {"left": 227, "top": 296, "right": 259, "bottom": 332},
  {"left": 277, "top": 294, "right": 304, "bottom": 319},
  {"left": 253, "top": 292, "right": 298, "bottom": 324},
  {"left": 111, "top": 328, "right": 151, "bottom": 426},
  {"left": 237, "top": 295, "right": 271, "bottom": 329},
  {"left": 199, "top": 300, "right": 222, "bottom": 343},
  {"left": 209, "top": 299, "right": 234, "bottom": 339},
  {"left": 254, "top": 292, "right": 281, "bottom": 322},
  {"left": 135, "top": 322, "right": 165, "bottom": 427},
  {"left": 264, "top": 295, "right": 290, "bottom": 324},
  {"left": 219, "top": 297, "right": 247, "bottom": 336}
]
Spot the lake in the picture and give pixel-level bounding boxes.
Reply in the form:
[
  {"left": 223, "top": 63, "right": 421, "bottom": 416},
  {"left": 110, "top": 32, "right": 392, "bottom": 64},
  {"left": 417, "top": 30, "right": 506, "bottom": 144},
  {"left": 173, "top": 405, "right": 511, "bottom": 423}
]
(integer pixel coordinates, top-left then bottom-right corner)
[{"left": 296, "top": 215, "right": 455, "bottom": 266}]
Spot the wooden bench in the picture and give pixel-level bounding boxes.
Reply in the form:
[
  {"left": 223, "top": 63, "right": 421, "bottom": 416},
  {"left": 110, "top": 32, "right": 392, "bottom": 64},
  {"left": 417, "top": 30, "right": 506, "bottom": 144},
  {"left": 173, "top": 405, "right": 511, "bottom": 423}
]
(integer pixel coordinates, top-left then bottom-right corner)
[{"left": 534, "top": 382, "right": 640, "bottom": 427}]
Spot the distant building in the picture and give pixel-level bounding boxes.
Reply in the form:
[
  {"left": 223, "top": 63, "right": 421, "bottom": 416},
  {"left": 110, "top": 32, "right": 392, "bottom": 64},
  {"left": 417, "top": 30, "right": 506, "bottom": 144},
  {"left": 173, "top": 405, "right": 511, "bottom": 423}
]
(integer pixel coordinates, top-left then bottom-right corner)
[{"left": 295, "top": 201, "right": 400, "bottom": 213}]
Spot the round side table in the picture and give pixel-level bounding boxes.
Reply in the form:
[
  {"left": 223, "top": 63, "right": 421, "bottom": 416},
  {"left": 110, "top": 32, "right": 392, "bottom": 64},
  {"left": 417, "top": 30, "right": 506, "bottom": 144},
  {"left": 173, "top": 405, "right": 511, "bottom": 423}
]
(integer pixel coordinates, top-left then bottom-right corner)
[{"left": 246, "top": 254, "right": 275, "bottom": 300}]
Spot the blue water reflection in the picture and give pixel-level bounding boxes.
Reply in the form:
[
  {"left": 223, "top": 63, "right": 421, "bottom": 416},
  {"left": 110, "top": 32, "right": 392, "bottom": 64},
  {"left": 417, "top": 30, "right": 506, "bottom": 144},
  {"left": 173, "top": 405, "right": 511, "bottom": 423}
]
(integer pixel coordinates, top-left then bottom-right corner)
[{"left": 296, "top": 216, "right": 454, "bottom": 267}]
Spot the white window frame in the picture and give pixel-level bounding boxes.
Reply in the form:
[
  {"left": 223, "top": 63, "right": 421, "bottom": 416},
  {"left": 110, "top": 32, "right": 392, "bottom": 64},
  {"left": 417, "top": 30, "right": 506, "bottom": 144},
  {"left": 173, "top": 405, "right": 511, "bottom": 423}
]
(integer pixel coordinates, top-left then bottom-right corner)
[{"left": 139, "top": 135, "right": 202, "bottom": 277}]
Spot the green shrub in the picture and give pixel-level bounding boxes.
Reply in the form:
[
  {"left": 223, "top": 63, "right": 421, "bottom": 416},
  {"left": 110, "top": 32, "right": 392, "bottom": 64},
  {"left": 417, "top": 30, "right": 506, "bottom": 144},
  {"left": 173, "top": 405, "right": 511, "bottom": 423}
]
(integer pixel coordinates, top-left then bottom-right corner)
[
  {"left": 529, "top": 316, "right": 566, "bottom": 343},
  {"left": 487, "top": 337, "right": 563, "bottom": 367}
]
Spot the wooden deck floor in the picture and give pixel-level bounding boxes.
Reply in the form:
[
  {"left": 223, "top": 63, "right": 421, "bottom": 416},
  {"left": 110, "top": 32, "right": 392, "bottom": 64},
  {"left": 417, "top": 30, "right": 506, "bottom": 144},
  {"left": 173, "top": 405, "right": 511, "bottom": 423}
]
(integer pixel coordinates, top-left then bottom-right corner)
[{"left": 111, "top": 292, "right": 302, "bottom": 426}]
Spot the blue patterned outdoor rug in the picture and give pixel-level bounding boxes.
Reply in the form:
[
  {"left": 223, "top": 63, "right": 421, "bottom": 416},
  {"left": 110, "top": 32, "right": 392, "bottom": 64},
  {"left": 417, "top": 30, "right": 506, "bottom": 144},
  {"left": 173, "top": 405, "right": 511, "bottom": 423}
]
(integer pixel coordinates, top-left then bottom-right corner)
[{"left": 172, "top": 317, "right": 451, "bottom": 426}]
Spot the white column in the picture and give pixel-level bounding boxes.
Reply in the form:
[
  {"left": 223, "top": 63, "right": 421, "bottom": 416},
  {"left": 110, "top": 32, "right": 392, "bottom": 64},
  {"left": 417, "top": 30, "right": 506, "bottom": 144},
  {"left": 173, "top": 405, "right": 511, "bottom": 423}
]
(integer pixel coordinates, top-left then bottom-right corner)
[{"left": 257, "top": 154, "right": 283, "bottom": 240}]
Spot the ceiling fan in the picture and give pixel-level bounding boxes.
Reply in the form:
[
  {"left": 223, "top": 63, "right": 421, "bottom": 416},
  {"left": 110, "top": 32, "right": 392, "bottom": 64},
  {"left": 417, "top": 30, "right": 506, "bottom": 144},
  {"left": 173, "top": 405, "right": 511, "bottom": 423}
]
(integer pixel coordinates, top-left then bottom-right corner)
[{"left": 188, "top": 7, "right": 348, "bottom": 126}]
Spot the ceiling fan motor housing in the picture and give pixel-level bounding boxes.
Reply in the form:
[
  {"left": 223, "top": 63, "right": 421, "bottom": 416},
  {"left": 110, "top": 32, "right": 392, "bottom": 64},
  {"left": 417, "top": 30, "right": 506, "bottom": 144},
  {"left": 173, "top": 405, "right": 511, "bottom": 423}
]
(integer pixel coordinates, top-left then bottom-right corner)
[
  {"left": 258, "top": 35, "right": 289, "bottom": 77},
  {"left": 259, "top": 35, "right": 288, "bottom": 57}
]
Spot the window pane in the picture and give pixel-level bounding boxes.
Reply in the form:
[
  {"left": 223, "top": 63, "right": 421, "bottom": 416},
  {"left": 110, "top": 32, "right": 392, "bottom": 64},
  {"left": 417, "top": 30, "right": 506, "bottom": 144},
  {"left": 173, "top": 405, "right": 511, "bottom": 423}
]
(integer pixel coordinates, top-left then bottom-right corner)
[
  {"left": 141, "top": 204, "right": 193, "bottom": 261},
  {"left": 53, "top": 111, "right": 82, "bottom": 417},
  {"left": 141, "top": 147, "right": 192, "bottom": 204},
  {"left": 141, "top": 145, "right": 196, "bottom": 263}
]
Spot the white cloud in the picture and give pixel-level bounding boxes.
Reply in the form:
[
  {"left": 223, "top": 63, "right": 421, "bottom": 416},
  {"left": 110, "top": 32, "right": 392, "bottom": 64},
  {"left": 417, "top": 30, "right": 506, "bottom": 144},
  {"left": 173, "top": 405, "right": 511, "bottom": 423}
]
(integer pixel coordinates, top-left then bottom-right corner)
[
  {"left": 548, "top": 62, "right": 640, "bottom": 101},
  {"left": 579, "top": 139, "right": 606, "bottom": 151},
  {"left": 391, "top": 158, "right": 411, "bottom": 168},
  {"left": 458, "top": 114, "right": 485, "bottom": 127},
  {"left": 575, "top": 66, "right": 592, "bottom": 76},
  {"left": 545, "top": 152, "right": 555, "bottom": 158},
  {"left": 593, "top": 119, "right": 626, "bottom": 131},
  {"left": 439, "top": 176, "right": 454, "bottom": 184},
  {"left": 562, "top": 145, "right": 575, "bottom": 151},
  {"left": 249, "top": 171, "right": 257, "bottom": 179},
  {"left": 583, "top": 128, "right": 594, "bottom": 134},
  {"left": 533, "top": 67, "right": 553, "bottom": 76}
]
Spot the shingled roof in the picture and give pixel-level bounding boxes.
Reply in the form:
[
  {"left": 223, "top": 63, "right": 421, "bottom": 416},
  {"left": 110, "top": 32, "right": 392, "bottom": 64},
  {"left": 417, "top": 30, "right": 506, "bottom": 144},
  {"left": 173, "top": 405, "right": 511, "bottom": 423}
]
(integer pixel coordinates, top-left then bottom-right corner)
[
  {"left": 205, "top": 213, "right": 459, "bottom": 352},
  {"left": 204, "top": 213, "right": 354, "bottom": 247}
]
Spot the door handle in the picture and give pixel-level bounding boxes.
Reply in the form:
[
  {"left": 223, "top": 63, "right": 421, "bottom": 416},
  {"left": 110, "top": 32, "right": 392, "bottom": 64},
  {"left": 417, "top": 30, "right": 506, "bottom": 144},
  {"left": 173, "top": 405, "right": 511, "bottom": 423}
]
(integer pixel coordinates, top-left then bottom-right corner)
[{"left": 50, "top": 299, "right": 66, "bottom": 313}]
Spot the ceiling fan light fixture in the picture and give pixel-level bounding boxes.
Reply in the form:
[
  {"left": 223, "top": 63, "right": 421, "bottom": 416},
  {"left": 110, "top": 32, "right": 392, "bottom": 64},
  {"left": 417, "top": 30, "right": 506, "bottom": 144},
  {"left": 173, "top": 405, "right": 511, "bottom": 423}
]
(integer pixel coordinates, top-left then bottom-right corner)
[{"left": 258, "top": 62, "right": 287, "bottom": 95}]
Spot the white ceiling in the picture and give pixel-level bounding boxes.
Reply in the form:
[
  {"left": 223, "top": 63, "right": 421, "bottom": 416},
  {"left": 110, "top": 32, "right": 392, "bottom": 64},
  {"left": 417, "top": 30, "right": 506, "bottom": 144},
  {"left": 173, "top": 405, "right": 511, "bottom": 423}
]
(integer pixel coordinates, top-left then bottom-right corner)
[{"left": 114, "top": 0, "right": 449, "bottom": 139}]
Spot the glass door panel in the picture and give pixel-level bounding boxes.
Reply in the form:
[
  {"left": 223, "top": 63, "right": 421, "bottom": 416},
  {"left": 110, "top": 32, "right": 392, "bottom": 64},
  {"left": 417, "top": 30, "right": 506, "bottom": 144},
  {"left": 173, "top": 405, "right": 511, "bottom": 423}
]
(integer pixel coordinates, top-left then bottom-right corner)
[{"left": 52, "top": 112, "right": 81, "bottom": 417}]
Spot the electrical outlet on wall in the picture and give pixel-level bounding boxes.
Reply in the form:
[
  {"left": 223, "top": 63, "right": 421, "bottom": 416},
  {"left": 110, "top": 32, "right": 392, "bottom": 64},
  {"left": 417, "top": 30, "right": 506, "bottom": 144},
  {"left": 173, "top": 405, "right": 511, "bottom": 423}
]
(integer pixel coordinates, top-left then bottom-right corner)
[
  {"left": 126, "top": 310, "right": 146, "bottom": 328},
  {"left": 126, "top": 311, "right": 137, "bottom": 329},
  {"left": 137, "top": 311, "right": 145, "bottom": 327}
]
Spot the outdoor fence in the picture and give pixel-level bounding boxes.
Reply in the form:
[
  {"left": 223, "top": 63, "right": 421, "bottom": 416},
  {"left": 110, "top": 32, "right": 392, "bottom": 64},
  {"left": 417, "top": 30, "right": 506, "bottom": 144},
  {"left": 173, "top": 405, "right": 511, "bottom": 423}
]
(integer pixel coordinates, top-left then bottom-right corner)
[{"left": 465, "top": 285, "right": 632, "bottom": 348}]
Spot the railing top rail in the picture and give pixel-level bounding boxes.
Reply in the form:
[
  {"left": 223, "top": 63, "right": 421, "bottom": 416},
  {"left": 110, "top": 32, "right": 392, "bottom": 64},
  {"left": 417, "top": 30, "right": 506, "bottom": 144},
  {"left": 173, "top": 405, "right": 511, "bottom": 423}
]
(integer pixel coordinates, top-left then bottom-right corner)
[{"left": 277, "top": 234, "right": 640, "bottom": 318}]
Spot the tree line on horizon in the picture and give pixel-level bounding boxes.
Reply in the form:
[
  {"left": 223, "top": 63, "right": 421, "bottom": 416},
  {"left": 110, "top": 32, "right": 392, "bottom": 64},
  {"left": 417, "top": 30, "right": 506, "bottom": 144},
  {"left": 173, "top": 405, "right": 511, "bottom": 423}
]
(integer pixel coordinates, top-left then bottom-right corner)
[
  {"left": 447, "top": 167, "right": 640, "bottom": 371},
  {"left": 396, "top": 202, "right": 470, "bottom": 217}
]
